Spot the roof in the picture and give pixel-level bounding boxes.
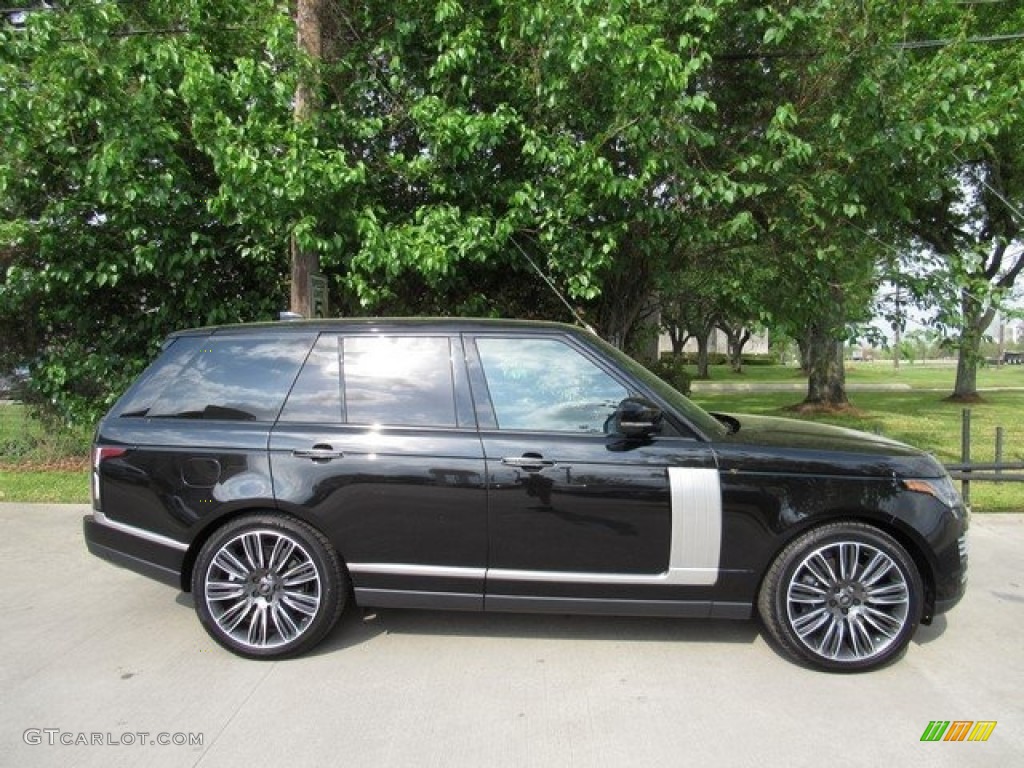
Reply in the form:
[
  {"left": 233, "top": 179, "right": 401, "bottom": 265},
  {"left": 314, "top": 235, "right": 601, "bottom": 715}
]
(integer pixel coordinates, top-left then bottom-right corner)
[{"left": 168, "top": 317, "right": 589, "bottom": 339}]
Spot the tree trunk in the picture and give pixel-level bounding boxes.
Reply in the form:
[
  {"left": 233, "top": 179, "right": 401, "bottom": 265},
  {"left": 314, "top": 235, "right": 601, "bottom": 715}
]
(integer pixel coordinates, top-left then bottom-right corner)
[
  {"left": 803, "top": 325, "right": 849, "bottom": 408},
  {"left": 695, "top": 334, "right": 710, "bottom": 379},
  {"left": 723, "top": 326, "right": 751, "bottom": 373},
  {"left": 666, "top": 325, "right": 691, "bottom": 356},
  {"left": 952, "top": 346, "right": 979, "bottom": 400},
  {"left": 289, "top": 0, "right": 324, "bottom": 317},
  {"left": 796, "top": 330, "right": 812, "bottom": 373},
  {"left": 950, "top": 290, "right": 995, "bottom": 402}
]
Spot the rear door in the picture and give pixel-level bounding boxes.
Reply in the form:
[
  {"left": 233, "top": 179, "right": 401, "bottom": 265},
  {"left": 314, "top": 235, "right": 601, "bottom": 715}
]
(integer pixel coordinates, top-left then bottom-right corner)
[{"left": 269, "top": 331, "right": 488, "bottom": 609}]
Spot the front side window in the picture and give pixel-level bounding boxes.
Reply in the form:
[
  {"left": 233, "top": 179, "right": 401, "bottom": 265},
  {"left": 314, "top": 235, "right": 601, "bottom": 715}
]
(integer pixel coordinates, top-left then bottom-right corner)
[
  {"left": 475, "top": 337, "right": 628, "bottom": 432},
  {"left": 343, "top": 336, "right": 457, "bottom": 427}
]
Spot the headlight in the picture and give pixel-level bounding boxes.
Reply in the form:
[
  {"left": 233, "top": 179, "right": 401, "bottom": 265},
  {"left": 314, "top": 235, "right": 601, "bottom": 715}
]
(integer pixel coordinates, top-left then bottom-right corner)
[{"left": 902, "top": 475, "right": 963, "bottom": 511}]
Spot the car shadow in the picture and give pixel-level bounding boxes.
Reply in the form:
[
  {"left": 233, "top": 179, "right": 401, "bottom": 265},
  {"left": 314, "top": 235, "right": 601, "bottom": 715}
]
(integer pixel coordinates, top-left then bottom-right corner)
[
  {"left": 310, "top": 606, "right": 762, "bottom": 658},
  {"left": 175, "top": 591, "right": 765, "bottom": 658},
  {"left": 173, "top": 593, "right": 942, "bottom": 669},
  {"left": 911, "top": 614, "right": 948, "bottom": 646}
]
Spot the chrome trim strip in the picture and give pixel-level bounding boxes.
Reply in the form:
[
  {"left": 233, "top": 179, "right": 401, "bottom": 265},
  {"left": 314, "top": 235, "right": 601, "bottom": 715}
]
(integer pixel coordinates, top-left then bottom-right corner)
[
  {"left": 669, "top": 466, "right": 721, "bottom": 585},
  {"left": 485, "top": 567, "right": 707, "bottom": 585},
  {"left": 348, "top": 563, "right": 487, "bottom": 580},
  {"left": 91, "top": 511, "right": 189, "bottom": 553}
]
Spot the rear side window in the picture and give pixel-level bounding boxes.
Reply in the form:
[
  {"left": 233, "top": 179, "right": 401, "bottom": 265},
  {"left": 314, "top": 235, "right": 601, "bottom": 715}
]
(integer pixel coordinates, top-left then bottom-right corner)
[
  {"left": 344, "top": 336, "right": 457, "bottom": 427},
  {"left": 278, "top": 335, "right": 342, "bottom": 423},
  {"left": 139, "top": 334, "right": 315, "bottom": 421}
]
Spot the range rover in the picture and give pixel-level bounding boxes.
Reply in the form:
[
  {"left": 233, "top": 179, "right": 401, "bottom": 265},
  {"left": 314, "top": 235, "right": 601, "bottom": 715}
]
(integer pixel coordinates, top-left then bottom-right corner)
[{"left": 83, "top": 318, "right": 968, "bottom": 671}]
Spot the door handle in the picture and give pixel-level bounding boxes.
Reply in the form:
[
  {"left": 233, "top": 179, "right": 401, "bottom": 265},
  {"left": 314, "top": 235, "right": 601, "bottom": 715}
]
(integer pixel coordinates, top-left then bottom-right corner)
[
  {"left": 292, "top": 445, "right": 345, "bottom": 462},
  {"left": 502, "top": 455, "right": 556, "bottom": 471}
]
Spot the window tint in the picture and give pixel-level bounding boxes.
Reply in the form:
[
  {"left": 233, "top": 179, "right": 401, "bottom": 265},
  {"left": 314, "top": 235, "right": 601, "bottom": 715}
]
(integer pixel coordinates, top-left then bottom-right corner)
[
  {"left": 343, "top": 336, "right": 456, "bottom": 427},
  {"left": 146, "top": 334, "right": 315, "bottom": 421},
  {"left": 475, "top": 337, "right": 628, "bottom": 432},
  {"left": 279, "top": 335, "right": 342, "bottom": 423},
  {"left": 113, "top": 335, "right": 208, "bottom": 417}
]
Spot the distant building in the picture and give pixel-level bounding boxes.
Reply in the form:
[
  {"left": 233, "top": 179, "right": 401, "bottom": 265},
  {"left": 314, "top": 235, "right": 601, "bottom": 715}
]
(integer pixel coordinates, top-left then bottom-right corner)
[{"left": 1012, "top": 321, "right": 1024, "bottom": 345}]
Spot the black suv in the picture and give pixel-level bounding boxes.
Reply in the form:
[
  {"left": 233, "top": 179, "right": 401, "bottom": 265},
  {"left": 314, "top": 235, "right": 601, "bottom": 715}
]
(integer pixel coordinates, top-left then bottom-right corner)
[{"left": 84, "top": 319, "right": 968, "bottom": 671}]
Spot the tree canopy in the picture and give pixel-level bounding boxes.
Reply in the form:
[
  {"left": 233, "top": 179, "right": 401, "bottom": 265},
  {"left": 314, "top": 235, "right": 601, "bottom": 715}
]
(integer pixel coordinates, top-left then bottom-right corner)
[{"left": 2, "top": 0, "right": 1022, "bottom": 420}]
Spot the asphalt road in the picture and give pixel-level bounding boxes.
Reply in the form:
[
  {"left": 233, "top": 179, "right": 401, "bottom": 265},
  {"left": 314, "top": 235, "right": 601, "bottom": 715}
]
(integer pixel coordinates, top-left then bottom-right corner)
[{"left": 1, "top": 503, "right": 1021, "bottom": 768}]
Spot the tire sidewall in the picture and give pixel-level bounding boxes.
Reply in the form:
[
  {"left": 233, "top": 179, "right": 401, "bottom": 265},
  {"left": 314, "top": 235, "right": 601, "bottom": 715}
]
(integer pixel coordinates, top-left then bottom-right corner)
[
  {"left": 192, "top": 514, "right": 345, "bottom": 659},
  {"left": 767, "top": 523, "right": 924, "bottom": 672}
]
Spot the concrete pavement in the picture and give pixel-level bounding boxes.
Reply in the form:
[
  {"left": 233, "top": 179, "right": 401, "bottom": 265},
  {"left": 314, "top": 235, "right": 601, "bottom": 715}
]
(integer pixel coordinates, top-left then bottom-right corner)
[{"left": 0, "top": 503, "right": 1022, "bottom": 767}]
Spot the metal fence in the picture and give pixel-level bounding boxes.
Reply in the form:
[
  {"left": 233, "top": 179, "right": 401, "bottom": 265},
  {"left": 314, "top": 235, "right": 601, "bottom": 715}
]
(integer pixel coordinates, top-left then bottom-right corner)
[{"left": 944, "top": 409, "right": 1024, "bottom": 507}]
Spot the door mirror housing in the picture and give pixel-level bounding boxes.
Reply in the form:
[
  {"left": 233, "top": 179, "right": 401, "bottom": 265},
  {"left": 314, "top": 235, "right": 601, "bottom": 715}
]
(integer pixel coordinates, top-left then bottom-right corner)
[{"left": 610, "top": 397, "right": 663, "bottom": 438}]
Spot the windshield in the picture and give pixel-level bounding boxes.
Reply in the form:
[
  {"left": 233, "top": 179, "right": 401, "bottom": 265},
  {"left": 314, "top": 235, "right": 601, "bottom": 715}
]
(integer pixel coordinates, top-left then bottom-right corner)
[{"left": 584, "top": 332, "right": 729, "bottom": 439}]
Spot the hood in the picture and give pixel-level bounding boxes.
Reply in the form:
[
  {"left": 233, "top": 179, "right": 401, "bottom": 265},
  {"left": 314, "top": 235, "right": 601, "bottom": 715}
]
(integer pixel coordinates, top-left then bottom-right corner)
[{"left": 710, "top": 413, "right": 946, "bottom": 479}]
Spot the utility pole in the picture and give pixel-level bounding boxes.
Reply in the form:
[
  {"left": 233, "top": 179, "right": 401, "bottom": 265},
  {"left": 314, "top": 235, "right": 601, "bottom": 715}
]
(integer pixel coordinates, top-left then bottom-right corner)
[
  {"left": 289, "top": 0, "right": 324, "bottom": 317},
  {"left": 997, "top": 312, "right": 1006, "bottom": 364},
  {"left": 892, "top": 280, "right": 901, "bottom": 370}
]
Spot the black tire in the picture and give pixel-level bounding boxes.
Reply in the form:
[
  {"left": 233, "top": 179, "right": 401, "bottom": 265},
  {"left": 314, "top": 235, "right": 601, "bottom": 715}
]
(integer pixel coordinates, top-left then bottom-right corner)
[
  {"left": 758, "top": 521, "right": 923, "bottom": 672},
  {"left": 192, "top": 514, "right": 347, "bottom": 659}
]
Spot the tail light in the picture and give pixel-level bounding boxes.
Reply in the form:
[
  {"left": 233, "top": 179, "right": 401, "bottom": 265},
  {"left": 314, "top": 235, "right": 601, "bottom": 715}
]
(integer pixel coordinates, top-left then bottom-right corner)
[{"left": 91, "top": 445, "right": 127, "bottom": 508}]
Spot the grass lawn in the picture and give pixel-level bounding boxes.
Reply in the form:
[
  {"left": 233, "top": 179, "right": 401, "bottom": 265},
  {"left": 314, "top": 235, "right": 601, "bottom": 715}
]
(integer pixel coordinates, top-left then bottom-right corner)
[
  {"left": 1, "top": 403, "right": 91, "bottom": 503},
  {"left": 2, "top": 360, "right": 1022, "bottom": 511},
  {"left": 696, "top": 358, "right": 1024, "bottom": 390},
  {"left": 688, "top": 361, "right": 1023, "bottom": 512},
  {"left": 0, "top": 470, "right": 89, "bottom": 503}
]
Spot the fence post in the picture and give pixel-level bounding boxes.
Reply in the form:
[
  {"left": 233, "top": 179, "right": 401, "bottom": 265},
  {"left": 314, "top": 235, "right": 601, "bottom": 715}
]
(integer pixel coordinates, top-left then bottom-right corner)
[
  {"left": 961, "top": 409, "right": 971, "bottom": 507},
  {"left": 995, "top": 426, "right": 1004, "bottom": 476}
]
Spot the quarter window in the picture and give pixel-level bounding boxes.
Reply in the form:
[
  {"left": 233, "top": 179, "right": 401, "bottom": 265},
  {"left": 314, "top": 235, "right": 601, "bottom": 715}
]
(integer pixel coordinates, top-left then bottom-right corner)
[
  {"left": 475, "top": 337, "right": 628, "bottom": 432},
  {"left": 145, "top": 335, "right": 314, "bottom": 421},
  {"left": 113, "top": 335, "right": 208, "bottom": 418}
]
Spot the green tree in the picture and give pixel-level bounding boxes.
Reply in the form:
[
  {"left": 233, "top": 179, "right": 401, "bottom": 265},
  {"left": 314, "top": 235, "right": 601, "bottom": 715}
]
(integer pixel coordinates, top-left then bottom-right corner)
[
  {"left": 701, "top": 1, "right": 895, "bottom": 408},
  {"left": 885, "top": 1, "right": 1024, "bottom": 400},
  {"left": 0, "top": 1, "right": 289, "bottom": 420}
]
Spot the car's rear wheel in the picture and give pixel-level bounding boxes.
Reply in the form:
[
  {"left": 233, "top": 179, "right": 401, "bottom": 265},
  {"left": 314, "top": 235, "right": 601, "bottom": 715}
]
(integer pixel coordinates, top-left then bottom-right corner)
[
  {"left": 758, "top": 521, "right": 923, "bottom": 672},
  {"left": 192, "top": 514, "right": 347, "bottom": 658}
]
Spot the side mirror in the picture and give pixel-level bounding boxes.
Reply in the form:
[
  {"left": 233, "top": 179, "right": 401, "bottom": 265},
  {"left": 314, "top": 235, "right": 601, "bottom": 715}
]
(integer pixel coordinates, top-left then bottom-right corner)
[{"left": 611, "top": 397, "right": 663, "bottom": 438}]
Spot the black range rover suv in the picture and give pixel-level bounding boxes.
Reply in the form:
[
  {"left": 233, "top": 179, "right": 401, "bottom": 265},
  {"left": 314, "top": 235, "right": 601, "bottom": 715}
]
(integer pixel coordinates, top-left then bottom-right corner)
[{"left": 84, "top": 318, "right": 968, "bottom": 671}]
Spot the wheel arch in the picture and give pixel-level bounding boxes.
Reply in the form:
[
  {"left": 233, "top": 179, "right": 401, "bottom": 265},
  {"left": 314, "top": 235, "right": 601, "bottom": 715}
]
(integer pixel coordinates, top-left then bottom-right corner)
[
  {"left": 179, "top": 506, "right": 349, "bottom": 593},
  {"left": 757, "top": 509, "right": 937, "bottom": 623}
]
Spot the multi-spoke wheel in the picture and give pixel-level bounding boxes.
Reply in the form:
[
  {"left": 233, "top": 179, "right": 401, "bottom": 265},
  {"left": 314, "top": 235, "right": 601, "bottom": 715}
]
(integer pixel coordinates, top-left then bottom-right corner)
[
  {"left": 192, "top": 515, "right": 346, "bottom": 658},
  {"left": 758, "top": 522, "right": 923, "bottom": 672}
]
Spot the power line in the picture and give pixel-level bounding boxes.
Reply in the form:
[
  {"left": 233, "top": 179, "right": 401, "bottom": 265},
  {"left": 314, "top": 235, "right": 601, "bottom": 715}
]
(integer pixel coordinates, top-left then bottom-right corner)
[
  {"left": 5, "top": 4, "right": 1024, "bottom": 57},
  {"left": 952, "top": 152, "right": 1024, "bottom": 229},
  {"left": 895, "top": 31, "right": 1024, "bottom": 50},
  {"left": 716, "top": 31, "right": 1024, "bottom": 61}
]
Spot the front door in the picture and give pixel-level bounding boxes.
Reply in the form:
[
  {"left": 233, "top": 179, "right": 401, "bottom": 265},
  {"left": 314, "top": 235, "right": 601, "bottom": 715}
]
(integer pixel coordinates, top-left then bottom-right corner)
[{"left": 466, "top": 333, "right": 721, "bottom": 608}]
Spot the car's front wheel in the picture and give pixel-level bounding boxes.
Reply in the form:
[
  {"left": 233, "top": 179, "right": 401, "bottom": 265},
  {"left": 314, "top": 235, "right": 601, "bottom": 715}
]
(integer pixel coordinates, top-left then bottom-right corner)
[
  {"left": 192, "top": 514, "right": 347, "bottom": 658},
  {"left": 758, "top": 521, "right": 923, "bottom": 672}
]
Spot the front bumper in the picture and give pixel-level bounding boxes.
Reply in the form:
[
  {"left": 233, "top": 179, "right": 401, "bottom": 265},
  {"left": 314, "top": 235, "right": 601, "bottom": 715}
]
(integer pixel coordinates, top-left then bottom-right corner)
[{"left": 931, "top": 527, "right": 969, "bottom": 618}]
